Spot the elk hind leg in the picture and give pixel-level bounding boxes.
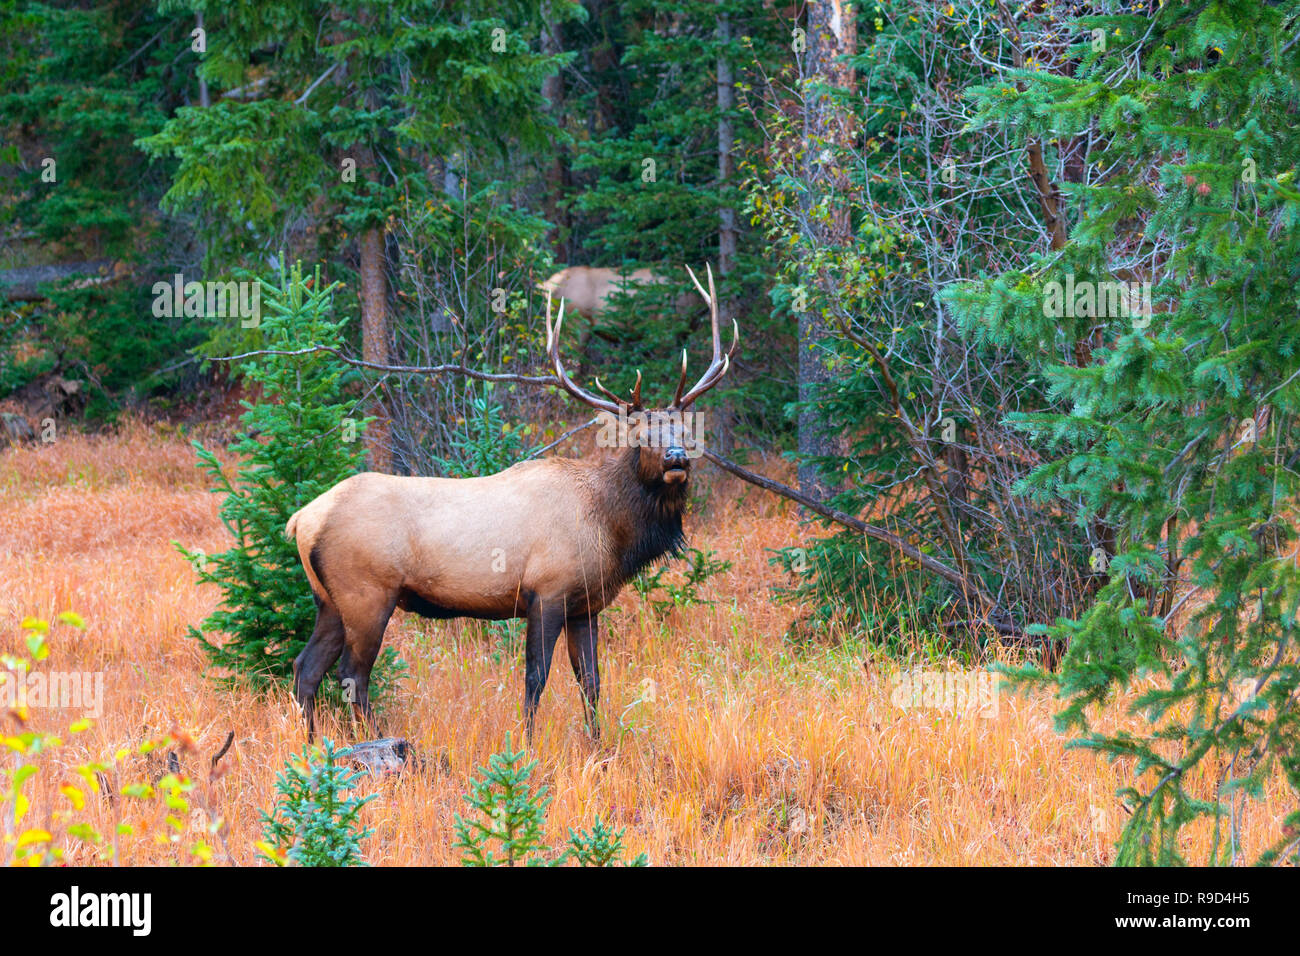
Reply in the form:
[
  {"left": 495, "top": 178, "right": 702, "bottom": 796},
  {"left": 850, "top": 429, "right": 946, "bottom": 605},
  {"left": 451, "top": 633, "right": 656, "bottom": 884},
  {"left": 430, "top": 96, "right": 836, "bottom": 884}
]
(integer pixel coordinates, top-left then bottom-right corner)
[
  {"left": 566, "top": 614, "right": 601, "bottom": 738},
  {"left": 293, "top": 597, "right": 345, "bottom": 740},
  {"left": 336, "top": 589, "right": 398, "bottom": 735}
]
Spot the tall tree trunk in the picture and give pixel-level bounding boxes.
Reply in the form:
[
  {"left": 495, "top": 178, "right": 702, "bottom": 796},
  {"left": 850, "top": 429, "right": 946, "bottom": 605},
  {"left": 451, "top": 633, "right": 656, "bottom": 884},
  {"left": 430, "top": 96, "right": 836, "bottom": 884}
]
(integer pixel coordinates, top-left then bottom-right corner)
[
  {"left": 713, "top": 4, "right": 737, "bottom": 456},
  {"left": 998, "top": 6, "right": 1115, "bottom": 568},
  {"left": 335, "top": 6, "right": 390, "bottom": 472},
  {"left": 541, "top": 1, "right": 570, "bottom": 262},
  {"left": 196, "top": 12, "right": 209, "bottom": 107},
  {"left": 798, "top": 0, "right": 857, "bottom": 497},
  {"left": 358, "top": 214, "right": 390, "bottom": 472},
  {"left": 717, "top": 7, "right": 737, "bottom": 276}
]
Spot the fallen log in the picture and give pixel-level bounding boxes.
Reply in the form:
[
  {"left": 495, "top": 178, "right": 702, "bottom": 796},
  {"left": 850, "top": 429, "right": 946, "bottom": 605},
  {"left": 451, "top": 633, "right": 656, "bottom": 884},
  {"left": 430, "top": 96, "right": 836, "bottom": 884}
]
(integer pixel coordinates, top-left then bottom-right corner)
[
  {"left": 339, "top": 737, "right": 415, "bottom": 777},
  {"left": 0, "top": 412, "right": 36, "bottom": 448},
  {"left": 0, "top": 259, "right": 126, "bottom": 301}
]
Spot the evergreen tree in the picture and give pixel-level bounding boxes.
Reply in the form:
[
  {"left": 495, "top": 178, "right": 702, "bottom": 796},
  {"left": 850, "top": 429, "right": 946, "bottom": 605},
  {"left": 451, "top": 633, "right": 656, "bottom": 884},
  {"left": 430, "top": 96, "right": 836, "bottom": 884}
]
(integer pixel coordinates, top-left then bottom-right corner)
[
  {"left": 568, "top": 0, "right": 790, "bottom": 439},
  {"left": 946, "top": 0, "right": 1300, "bottom": 864},
  {"left": 453, "top": 735, "right": 647, "bottom": 866},
  {"left": 0, "top": 1, "right": 203, "bottom": 409},
  {"left": 178, "top": 262, "right": 366, "bottom": 680},
  {"left": 138, "top": 0, "right": 563, "bottom": 349},
  {"left": 259, "top": 738, "right": 375, "bottom": 867},
  {"left": 139, "top": 0, "right": 568, "bottom": 469}
]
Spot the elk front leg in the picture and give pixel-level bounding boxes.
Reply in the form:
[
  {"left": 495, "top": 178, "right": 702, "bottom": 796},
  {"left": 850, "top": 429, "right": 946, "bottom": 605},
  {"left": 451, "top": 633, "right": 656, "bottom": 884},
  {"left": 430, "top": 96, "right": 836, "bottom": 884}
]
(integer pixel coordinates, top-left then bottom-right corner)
[
  {"left": 566, "top": 613, "right": 601, "bottom": 738},
  {"left": 523, "top": 598, "right": 566, "bottom": 739}
]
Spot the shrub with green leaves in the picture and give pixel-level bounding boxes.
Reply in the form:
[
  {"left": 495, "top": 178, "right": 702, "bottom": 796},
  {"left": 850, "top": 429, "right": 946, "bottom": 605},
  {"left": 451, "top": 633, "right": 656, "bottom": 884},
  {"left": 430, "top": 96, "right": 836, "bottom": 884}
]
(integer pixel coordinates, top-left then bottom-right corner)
[
  {"left": 259, "top": 738, "right": 373, "bottom": 867},
  {"left": 632, "top": 547, "right": 732, "bottom": 615},
  {"left": 178, "top": 262, "right": 367, "bottom": 682},
  {"left": 428, "top": 386, "right": 527, "bottom": 478},
  {"left": 453, "top": 736, "right": 646, "bottom": 867}
]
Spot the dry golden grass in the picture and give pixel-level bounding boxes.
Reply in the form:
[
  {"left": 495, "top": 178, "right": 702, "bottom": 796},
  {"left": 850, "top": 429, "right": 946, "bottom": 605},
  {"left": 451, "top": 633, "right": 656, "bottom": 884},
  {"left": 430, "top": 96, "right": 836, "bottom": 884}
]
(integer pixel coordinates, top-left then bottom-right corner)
[{"left": 0, "top": 421, "right": 1290, "bottom": 865}]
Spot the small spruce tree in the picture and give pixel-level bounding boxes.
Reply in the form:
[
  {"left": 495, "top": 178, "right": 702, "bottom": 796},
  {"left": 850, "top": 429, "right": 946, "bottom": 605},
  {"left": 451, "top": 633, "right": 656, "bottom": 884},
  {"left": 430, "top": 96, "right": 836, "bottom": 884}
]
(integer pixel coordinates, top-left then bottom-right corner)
[
  {"left": 178, "top": 262, "right": 366, "bottom": 681},
  {"left": 453, "top": 736, "right": 646, "bottom": 867},
  {"left": 259, "top": 738, "right": 374, "bottom": 867}
]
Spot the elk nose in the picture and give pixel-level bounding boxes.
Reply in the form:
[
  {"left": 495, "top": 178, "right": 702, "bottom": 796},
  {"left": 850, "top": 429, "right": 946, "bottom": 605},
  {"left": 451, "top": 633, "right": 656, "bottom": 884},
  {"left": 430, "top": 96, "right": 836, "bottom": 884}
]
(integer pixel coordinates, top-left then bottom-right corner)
[{"left": 664, "top": 446, "right": 689, "bottom": 469}]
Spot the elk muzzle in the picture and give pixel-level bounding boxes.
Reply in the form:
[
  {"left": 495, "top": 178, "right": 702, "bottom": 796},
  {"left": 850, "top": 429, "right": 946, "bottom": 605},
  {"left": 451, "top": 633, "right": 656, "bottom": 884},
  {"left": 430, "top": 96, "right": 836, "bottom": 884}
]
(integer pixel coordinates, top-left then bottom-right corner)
[{"left": 663, "top": 445, "right": 689, "bottom": 484}]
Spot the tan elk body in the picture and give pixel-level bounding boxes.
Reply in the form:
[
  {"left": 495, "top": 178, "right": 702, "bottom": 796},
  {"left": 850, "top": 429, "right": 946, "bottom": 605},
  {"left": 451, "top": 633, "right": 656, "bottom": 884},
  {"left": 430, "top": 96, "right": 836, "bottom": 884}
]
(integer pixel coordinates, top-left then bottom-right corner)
[
  {"left": 538, "top": 266, "right": 695, "bottom": 318},
  {"left": 287, "top": 265, "right": 737, "bottom": 737}
]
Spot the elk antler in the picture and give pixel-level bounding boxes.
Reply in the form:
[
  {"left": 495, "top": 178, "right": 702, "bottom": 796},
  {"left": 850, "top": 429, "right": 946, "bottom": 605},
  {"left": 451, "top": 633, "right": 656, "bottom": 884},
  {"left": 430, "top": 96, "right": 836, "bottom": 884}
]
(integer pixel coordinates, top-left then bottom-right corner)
[
  {"left": 546, "top": 292, "right": 639, "bottom": 414},
  {"left": 672, "top": 264, "right": 740, "bottom": 409},
  {"left": 594, "top": 369, "right": 642, "bottom": 410}
]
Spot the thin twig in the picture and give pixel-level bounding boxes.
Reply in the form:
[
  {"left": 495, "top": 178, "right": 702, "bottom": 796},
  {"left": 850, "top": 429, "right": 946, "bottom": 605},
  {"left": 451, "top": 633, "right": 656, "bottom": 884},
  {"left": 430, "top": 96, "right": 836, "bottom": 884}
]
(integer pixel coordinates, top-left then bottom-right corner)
[
  {"left": 525, "top": 418, "right": 598, "bottom": 459},
  {"left": 210, "top": 731, "right": 235, "bottom": 771},
  {"left": 295, "top": 62, "right": 339, "bottom": 105}
]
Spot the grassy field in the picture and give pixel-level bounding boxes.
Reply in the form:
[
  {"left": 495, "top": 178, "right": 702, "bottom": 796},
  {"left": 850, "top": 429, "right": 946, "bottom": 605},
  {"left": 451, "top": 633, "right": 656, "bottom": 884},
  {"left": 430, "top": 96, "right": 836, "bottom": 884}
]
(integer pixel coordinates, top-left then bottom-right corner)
[{"left": 0, "top": 421, "right": 1289, "bottom": 865}]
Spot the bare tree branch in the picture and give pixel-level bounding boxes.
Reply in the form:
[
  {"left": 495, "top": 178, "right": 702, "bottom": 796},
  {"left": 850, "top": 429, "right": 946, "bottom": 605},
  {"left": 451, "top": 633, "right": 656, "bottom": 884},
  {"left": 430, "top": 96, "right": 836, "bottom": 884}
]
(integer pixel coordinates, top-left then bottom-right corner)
[
  {"left": 700, "top": 449, "right": 1025, "bottom": 637},
  {"left": 205, "top": 345, "right": 561, "bottom": 387}
]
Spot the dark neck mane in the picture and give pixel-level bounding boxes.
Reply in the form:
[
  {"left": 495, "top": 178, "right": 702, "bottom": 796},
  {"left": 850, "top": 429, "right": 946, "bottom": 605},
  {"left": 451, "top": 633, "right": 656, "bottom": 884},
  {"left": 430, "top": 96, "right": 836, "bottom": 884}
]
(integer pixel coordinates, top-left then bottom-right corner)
[{"left": 593, "top": 446, "right": 686, "bottom": 581}]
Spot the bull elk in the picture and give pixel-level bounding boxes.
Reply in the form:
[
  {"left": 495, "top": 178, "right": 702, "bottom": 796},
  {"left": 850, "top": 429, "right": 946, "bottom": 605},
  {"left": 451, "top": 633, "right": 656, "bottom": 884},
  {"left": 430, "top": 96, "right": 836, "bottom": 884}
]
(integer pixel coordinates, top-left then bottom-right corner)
[{"left": 286, "top": 265, "right": 738, "bottom": 739}]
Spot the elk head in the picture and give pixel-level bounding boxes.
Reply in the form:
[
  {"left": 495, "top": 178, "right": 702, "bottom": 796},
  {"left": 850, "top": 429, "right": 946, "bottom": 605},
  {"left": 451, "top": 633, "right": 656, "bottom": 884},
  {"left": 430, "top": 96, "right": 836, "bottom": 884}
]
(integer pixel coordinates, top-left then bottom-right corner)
[{"left": 546, "top": 264, "right": 739, "bottom": 495}]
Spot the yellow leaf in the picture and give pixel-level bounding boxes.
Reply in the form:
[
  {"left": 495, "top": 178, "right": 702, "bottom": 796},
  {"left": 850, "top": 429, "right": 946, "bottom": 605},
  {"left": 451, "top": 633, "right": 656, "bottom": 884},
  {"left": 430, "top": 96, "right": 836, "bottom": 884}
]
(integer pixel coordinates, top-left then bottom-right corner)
[
  {"left": 16, "top": 828, "right": 50, "bottom": 848},
  {"left": 75, "top": 765, "right": 101, "bottom": 792},
  {"left": 60, "top": 785, "right": 85, "bottom": 810},
  {"left": 256, "top": 840, "right": 288, "bottom": 865}
]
